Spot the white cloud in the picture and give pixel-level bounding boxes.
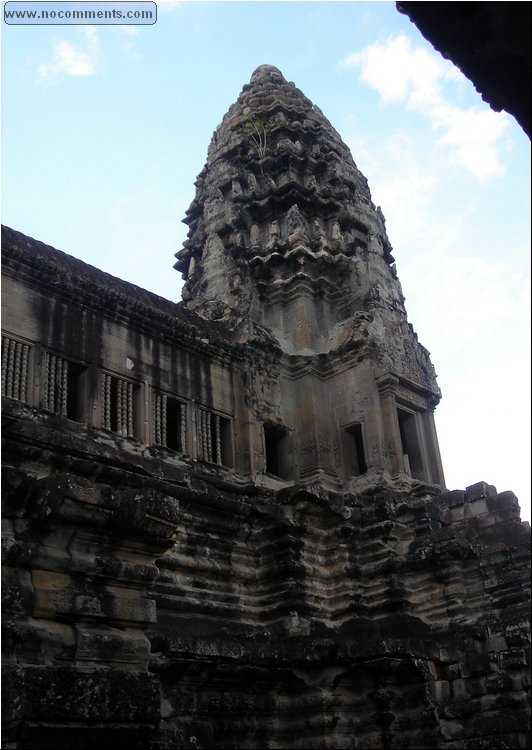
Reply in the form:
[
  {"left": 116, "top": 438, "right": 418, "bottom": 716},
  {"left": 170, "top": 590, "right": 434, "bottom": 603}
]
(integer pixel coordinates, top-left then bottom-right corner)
[
  {"left": 38, "top": 27, "right": 101, "bottom": 80},
  {"left": 342, "top": 34, "right": 509, "bottom": 183},
  {"left": 345, "top": 122, "right": 530, "bottom": 521},
  {"left": 439, "top": 107, "right": 507, "bottom": 182},
  {"left": 343, "top": 34, "right": 450, "bottom": 106},
  {"left": 407, "top": 253, "right": 528, "bottom": 362},
  {"left": 347, "top": 130, "right": 446, "bottom": 253}
]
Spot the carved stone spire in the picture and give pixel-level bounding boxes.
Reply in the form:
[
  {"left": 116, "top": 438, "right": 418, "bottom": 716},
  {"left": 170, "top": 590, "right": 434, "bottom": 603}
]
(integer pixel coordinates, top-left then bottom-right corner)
[{"left": 175, "top": 64, "right": 439, "bottom": 397}]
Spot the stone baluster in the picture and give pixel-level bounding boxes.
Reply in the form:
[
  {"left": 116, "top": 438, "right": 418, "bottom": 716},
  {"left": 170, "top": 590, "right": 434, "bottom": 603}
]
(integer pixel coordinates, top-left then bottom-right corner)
[
  {"left": 201, "top": 410, "right": 206, "bottom": 460},
  {"left": 12, "top": 342, "right": 21, "bottom": 401},
  {"left": 103, "top": 374, "right": 111, "bottom": 430},
  {"left": 42, "top": 352, "right": 50, "bottom": 410},
  {"left": 116, "top": 378, "right": 123, "bottom": 435},
  {"left": 154, "top": 394, "right": 161, "bottom": 445},
  {"left": 215, "top": 414, "right": 222, "bottom": 464},
  {"left": 6, "top": 338, "right": 15, "bottom": 398},
  {"left": 48, "top": 354, "right": 57, "bottom": 412},
  {"left": 206, "top": 411, "right": 213, "bottom": 462},
  {"left": 161, "top": 393, "right": 167, "bottom": 447},
  {"left": 127, "top": 381, "right": 134, "bottom": 437},
  {"left": 198, "top": 408, "right": 205, "bottom": 460},
  {"left": 179, "top": 402, "right": 186, "bottom": 453},
  {"left": 1, "top": 337, "right": 9, "bottom": 397},
  {"left": 60, "top": 358, "right": 68, "bottom": 416},
  {"left": 20, "top": 344, "right": 29, "bottom": 402},
  {"left": 55, "top": 356, "right": 63, "bottom": 413}
]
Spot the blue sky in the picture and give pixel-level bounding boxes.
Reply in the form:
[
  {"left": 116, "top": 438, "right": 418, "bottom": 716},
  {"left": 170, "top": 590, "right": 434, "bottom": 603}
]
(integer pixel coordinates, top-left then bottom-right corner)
[{"left": 2, "top": 1, "right": 531, "bottom": 521}]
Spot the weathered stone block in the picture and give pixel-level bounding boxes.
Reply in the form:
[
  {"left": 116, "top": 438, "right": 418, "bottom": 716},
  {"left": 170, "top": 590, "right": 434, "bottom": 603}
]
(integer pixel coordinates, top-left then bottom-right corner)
[
  {"left": 438, "top": 489, "right": 466, "bottom": 508},
  {"left": 442, "top": 695, "right": 479, "bottom": 718},
  {"left": 440, "top": 719, "right": 465, "bottom": 740},
  {"left": 488, "top": 491, "right": 521, "bottom": 512},
  {"left": 31, "top": 570, "right": 156, "bottom": 625},
  {"left": 1, "top": 466, "right": 31, "bottom": 518},
  {"left": 464, "top": 498, "right": 488, "bottom": 517},
  {"left": 27, "top": 475, "right": 113, "bottom": 526},
  {"left": 452, "top": 677, "right": 486, "bottom": 699},
  {"left": 439, "top": 662, "right": 461, "bottom": 681},
  {"left": 75, "top": 623, "right": 150, "bottom": 670},
  {"left": 499, "top": 649, "right": 529, "bottom": 671},
  {"left": 113, "top": 487, "right": 181, "bottom": 542},
  {"left": 473, "top": 709, "right": 530, "bottom": 734},
  {"left": 154, "top": 721, "right": 215, "bottom": 750},
  {"left": 3, "top": 616, "right": 76, "bottom": 666},
  {"left": 450, "top": 505, "right": 465, "bottom": 521},
  {"left": 505, "top": 628, "right": 530, "bottom": 647},
  {"left": 1, "top": 566, "right": 34, "bottom": 614},
  {"left": 465, "top": 482, "right": 497, "bottom": 502},
  {"left": 1, "top": 522, "right": 33, "bottom": 568},
  {"left": 432, "top": 679, "right": 451, "bottom": 702},
  {"left": 486, "top": 636, "right": 508, "bottom": 652},
  {"left": 463, "top": 733, "right": 530, "bottom": 749},
  {"left": 8, "top": 665, "right": 160, "bottom": 723},
  {"left": 485, "top": 671, "right": 514, "bottom": 693},
  {"left": 459, "top": 652, "right": 492, "bottom": 679}
]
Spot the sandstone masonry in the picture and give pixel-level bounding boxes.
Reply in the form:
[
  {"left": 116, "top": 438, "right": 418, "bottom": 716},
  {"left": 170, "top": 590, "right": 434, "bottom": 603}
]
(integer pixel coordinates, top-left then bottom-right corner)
[{"left": 2, "top": 65, "right": 530, "bottom": 749}]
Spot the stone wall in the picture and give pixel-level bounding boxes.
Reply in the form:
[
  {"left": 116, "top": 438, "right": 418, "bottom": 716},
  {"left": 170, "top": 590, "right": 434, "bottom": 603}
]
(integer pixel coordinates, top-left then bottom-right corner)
[
  {"left": 2, "top": 394, "right": 530, "bottom": 748},
  {"left": 1, "top": 224, "right": 444, "bottom": 493}
]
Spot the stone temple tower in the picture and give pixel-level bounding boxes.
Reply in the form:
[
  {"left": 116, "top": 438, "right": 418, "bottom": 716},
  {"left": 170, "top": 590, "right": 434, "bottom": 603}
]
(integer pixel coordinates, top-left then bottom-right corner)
[
  {"left": 176, "top": 64, "right": 445, "bottom": 491},
  {"left": 2, "top": 65, "right": 529, "bottom": 749}
]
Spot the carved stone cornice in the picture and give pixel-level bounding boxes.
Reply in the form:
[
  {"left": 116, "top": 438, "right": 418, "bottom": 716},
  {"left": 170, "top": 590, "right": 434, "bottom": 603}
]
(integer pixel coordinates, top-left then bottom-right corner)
[{"left": 377, "top": 371, "right": 441, "bottom": 409}]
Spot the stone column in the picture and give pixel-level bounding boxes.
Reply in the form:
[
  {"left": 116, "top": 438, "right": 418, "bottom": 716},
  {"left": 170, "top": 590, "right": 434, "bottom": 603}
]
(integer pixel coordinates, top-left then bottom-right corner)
[
  {"left": 421, "top": 407, "right": 446, "bottom": 487},
  {"left": 376, "top": 374, "right": 403, "bottom": 475}
]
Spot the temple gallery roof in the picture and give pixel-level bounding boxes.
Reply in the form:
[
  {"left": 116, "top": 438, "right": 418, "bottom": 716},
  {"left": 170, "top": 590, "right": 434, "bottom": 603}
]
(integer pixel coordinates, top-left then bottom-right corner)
[{"left": 0, "top": 225, "right": 240, "bottom": 355}]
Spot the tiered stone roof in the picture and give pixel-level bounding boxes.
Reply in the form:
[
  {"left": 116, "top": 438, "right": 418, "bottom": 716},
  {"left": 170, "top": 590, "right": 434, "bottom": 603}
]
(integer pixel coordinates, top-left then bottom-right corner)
[
  {"left": 175, "top": 64, "right": 439, "bottom": 395},
  {"left": 176, "top": 64, "right": 393, "bottom": 301}
]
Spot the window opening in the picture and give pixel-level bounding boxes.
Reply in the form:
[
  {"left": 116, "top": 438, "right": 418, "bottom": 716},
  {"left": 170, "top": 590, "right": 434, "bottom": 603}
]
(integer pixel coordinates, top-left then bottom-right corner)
[
  {"left": 397, "top": 407, "right": 424, "bottom": 480},
  {"left": 197, "top": 407, "right": 232, "bottom": 466},
  {"left": 43, "top": 353, "right": 85, "bottom": 421},
  {"left": 101, "top": 373, "right": 137, "bottom": 438},
  {"left": 263, "top": 423, "right": 289, "bottom": 479},
  {"left": 1, "top": 335, "right": 30, "bottom": 403},
  {"left": 345, "top": 422, "right": 367, "bottom": 476},
  {"left": 153, "top": 392, "right": 187, "bottom": 453}
]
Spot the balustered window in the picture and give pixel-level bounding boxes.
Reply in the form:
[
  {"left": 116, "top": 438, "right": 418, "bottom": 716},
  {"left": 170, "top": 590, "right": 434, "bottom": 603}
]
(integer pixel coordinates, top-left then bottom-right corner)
[
  {"left": 1, "top": 335, "right": 31, "bottom": 403},
  {"left": 197, "top": 407, "right": 232, "bottom": 466},
  {"left": 100, "top": 373, "right": 138, "bottom": 438},
  {"left": 153, "top": 392, "right": 187, "bottom": 453},
  {"left": 42, "top": 352, "right": 86, "bottom": 421}
]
